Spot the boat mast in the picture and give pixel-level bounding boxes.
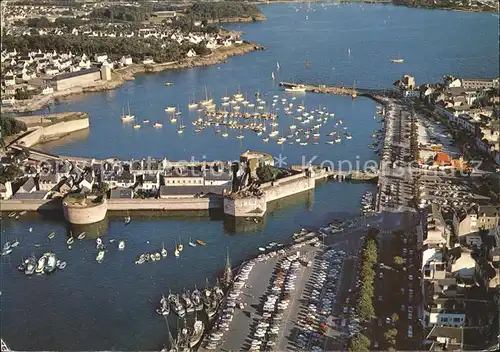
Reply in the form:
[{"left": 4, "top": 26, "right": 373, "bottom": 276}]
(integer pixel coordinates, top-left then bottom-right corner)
[
  {"left": 163, "top": 317, "right": 176, "bottom": 352},
  {"left": 223, "top": 247, "right": 233, "bottom": 288}
]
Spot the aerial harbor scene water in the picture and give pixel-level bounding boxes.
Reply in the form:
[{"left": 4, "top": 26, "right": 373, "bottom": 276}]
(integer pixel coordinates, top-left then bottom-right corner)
[{"left": 1, "top": 1, "right": 499, "bottom": 352}]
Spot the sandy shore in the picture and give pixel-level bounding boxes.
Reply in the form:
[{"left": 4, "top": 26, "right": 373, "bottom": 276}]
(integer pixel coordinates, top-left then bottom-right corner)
[{"left": 1, "top": 42, "right": 264, "bottom": 114}]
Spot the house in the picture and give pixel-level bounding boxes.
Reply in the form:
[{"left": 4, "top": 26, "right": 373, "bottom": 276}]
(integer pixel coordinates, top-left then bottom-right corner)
[
  {"left": 4, "top": 75, "right": 16, "bottom": 86},
  {"left": 163, "top": 167, "right": 204, "bottom": 186},
  {"left": 204, "top": 171, "right": 232, "bottom": 186},
  {"left": 477, "top": 205, "right": 500, "bottom": 230},
  {"left": 0, "top": 181, "right": 13, "bottom": 199},
  {"left": 109, "top": 186, "right": 133, "bottom": 199},
  {"left": 448, "top": 247, "right": 475, "bottom": 279},
  {"left": 78, "top": 172, "right": 94, "bottom": 193},
  {"left": 186, "top": 49, "right": 197, "bottom": 58},
  {"left": 103, "top": 172, "right": 136, "bottom": 189},
  {"left": 140, "top": 173, "right": 159, "bottom": 191},
  {"left": 17, "top": 177, "right": 36, "bottom": 193},
  {"left": 11, "top": 190, "right": 49, "bottom": 200},
  {"left": 42, "top": 86, "right": 54, "bottom": 95},
  {"left": 461, "top": 77, "right": 499, "bottom": 90},
  {"left": 424, "top": 298, "right": 466, "bottom": 328},
  {"left": 142, "top": 56, "right": 154, "bottom": 65},
  {"left": 38, "top": 173, "right": 61, "bottom": 191},
  {"left": 425, "top": 326, "right": 463, "bottom": 351},
  {"left": 159, "top": 185, "right": 228, "bottom": 199},
  {"left": 120, "top": 55, "right": 133, "bottom": 66},
  {"left": 94, "top": 53, "right": 108, "bottom": 63},
  {"left": 453, "top": 206, "right": 478, "bottom": 237}
]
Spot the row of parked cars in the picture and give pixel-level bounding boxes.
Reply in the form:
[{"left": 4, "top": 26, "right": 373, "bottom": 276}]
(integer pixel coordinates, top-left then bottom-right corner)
[
  {"left": 294, "top": 249, "right": 346, "bottom": 352},
  {"left": 249, "top": 253, "right": 302, "bottom": 351}
]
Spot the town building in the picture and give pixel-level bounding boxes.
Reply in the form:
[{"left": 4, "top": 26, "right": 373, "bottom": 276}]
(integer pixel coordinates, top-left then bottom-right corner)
[{"left": 51, "top": 67, "right": 101, "bottom": 91}]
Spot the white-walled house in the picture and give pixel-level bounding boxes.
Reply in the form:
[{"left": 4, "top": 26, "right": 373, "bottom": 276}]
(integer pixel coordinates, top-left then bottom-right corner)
[
  {"left": 142, "top": 56, "right": 154, "bottom": 65},
  {"left": 186, "top": 49, "right": 197, "bottom": 58},
  {"left": 42, "top": 86, "right": 54, "bottom": 95},
  {"left": 94, "top": 53, "right": 108, "bottom": 63},
  {"left": 120, "top": 55, "right": 133, "bottom": 66}
]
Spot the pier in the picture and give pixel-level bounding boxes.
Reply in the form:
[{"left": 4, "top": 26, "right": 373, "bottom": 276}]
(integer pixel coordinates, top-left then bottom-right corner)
[
  {"left": 290, "top": 164, "right": 379, "bottom": 182},
  {"left": 279, "top": 81, "right": 393, "bottom": 98}
]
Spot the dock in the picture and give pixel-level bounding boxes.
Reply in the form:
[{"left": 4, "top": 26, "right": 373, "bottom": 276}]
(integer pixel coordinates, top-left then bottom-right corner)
[{"left": 279, "top": 81, "right": 396, "bottom": 100}]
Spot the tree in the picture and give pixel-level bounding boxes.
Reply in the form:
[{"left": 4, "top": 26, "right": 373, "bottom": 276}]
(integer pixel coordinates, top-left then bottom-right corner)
[
  {"left": 349, "top": 332, "right": 371, "bottom": 352},
  {"left": 0, "top": 164, "right": 22, "bottom": 183},
  {"left": 384, "top": 328, "right": 398, "bottom": 346},
  {"left": 358, "top": 293, "right": 375, "bottom": 320},
  {"left": 394, "top": 256, "right": 403, "bottom": 265},
  {"left": 391, "top": 313, "right": 399, "bottom": 322}
]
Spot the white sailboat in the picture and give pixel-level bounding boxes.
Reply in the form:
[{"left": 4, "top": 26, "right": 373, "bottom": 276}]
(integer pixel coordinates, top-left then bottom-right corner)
[
  {"left": 124, "top": 210, "right": 131, "bottom": 224},
  {"left": 271, "top": 71, "right": 275, "bottom": 80},
  {"left": 189, "top": 237, "right": 197, "bottom": 247},
  {"left": 121, "top": 101, "right": 135, "bottom": 121},
  {"left": 161, "top": 242, "right": 167, "bottom": 257},
  {"left": 174, "top": 241, "right": 180, "bottom": 257},
  {"left": 276, "top": 61, "right": 280, "bottom": 71}
]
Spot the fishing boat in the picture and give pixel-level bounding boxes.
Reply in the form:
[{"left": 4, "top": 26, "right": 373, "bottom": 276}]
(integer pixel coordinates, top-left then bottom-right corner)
[
  {"left": 154, "top": 122, "right": 163, "bottom": 128},
  {"left": 174, "top": 242, "right": 180, "bottom": 257},
  {"left": 165, "top": 106, "right": 176, "bottom": 113},
  {"left": 133, "top": 123, "right": 141, "bottom": 129},
  {"left": 326, "top": 140, "right": 335, "bottom": 145},
  {"left": 157, "top": 295, "right": 170, "bottom": 316},
  {"left": 161, "top": 243, "right": 167, "bottom": 257},
  {"left": 10, "top": 239, "right": 19, "bottom": 248},
  {"left": 154, "top": 252, "right": 161, "bottom": 261},
  {"left": 77, "top": 232, "right": 86, "bottom": 240},
  {"left": 196, "top": 239, "right": 206, "bottom": 246},
  {"left": 121, "top": 101, "right": 135, "bottom": 121},
  {"left": 96, "top": 250, "right": 105, "bottom": 263},
  {"left": 143, "top": 120, "right": 150, "bottom": 124},
  {"left": 169, "top": 292, "right": 186, "bottom": 317},
  {"left": 44, "top": 253, "right": 57, "bottom": 274},
  {"left": 124, "top": 211, "right": 131, "bottom": 224},
  {"left": 19, "top": 210, "right": 27, "bottom": 216},
  {"left": 56, "top": 260, "right": 67, "bottom": 270},
  {"left": 25, "top": 256, "right": 36, "bottom": 275},
  {"left": 189, "top": 319, "right": 205, "bottom": 348},
  {"left": 258, "top": 247, "right": 266, "bottom": 252},
  {"left": 48, "top": 231, "right": 55, "bottom": 239},
  {"left": 165, "top": 82, "right": 173, "bottom": 86},
  {"left": 67, "top": 235, "right": 74, "bottom": 245},
  {"left": 118, "top": 240, "right": 125, "bottom": 250},
  {"left": 36, "top": 254, "right": 46, "bottom": 273},
  {"left": 178, "top": 239, "right": 184, "bottom": 252},
  {"left": 335, "top": 138, "right": 342, "bottom": 143},
  {"left": 391, "top": 57, "right": 404, "bottom": 63},
  {"left": 189, "top": 238, "right": 197, "bottom": 247},
  {"left": 8, "top": 212, "right": 17, "bottom": 218},
  {"left": 1, "top": 248, "right": 12, "bottom": 256}
]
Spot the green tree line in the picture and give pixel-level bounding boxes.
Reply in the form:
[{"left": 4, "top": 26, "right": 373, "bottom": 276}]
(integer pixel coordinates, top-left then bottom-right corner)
[
  {"left": 90, "top": 6, "right": 152, "bottom": 22},
  {"left": 1, "top": 116, "right": 27, "bottom": 138},
  {"left": 1, "top": 34, "right": 209, "bottom": 64},
  {"left": 186, "top": 2, "right": 262, "bottom": 21}
]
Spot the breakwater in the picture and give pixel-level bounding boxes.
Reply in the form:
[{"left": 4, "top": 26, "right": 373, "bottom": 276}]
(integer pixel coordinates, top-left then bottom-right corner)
[{"left": 12, "top": 112, "right": 90, "bottom": 148}]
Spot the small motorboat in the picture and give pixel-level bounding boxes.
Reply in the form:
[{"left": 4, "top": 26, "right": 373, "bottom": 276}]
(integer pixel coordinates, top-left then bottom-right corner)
[
  {"left": 96, "top": 237, "right": 103, "bottom": 247},
  {"left": 189, "top": 238, "right": 197, "bottom": 247},
  {"left": 178, "top": 240, "right": 184, "bottom": 252},
  {"left": 258, "top": 247, "right": 266, "bottom": 252},
  {"left": 25, "top": 262, "right": 35, "bottom": 275},
  {"left": 19, "top": 210, "right": 27, "bottom": 216},
  {"left": 196, "top": 239, "right": 206, "bottom": 246},
  {"left": 56, "top": 260, "right": 67, "bottom": 270},
  {"left": 48, "top": 232, "right": 55, "bottom": 239},
  {"left": 174, "top": 247, "right": 180, "bottom": 258},
  {"left": 161, "top": 243, "right": 167, "bottom": 257},
  {"left": 77, "top": 232, "right": 86, "bottom": 240},
  {"left": 3, "top": 241, "right": 11, "bottom": 251},
  {"left": 154, "top": 253, "right": 161, "bottom": 261},
  {"left": 67, "top": 237, "right": 74, "bottom": 245},
  {"left": 2, "top": 248, "right": 12, "bottom": 256},
  {"left": 165, "top": 82, "right": 173, "bottom": 86},
  {"left": 124, "top": 216, "right": 131, "bottom": 225},
  {"left": 135, "top": 256, "right": 146, "bottom": 265},
  {"left": 29, "top": 227, "right": 33, "bottom": 232},
  {"left": 17, "top": 261, "right": 26, "bottom": 271},
  {"left": 118, "top": 240, "right": 125, "bottom": 250},
  {"left": 96, "top": 250, "right": 105, "bottom": 263},
  {"left": 11, "top": 239, "right": 19, "bottom": 248},
  {"left": 8, "top": 212, "right": 17, "bottom": 218}
]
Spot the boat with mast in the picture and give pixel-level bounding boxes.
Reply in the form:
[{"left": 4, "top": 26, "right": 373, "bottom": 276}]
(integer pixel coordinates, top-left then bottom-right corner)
[
  {"left": 178, "top": 238, "right": 183, "bottom": 252},
  {"left": 121, "top": 101, "right": 135, "bottom": 121},
  {"left": 391, "top": 53, "right": 404, "bottom": 63},
  {"left": 199, "top": 86, "right": 213, "bottom": 106},
  {"left": 174, "top": 241, "right": 180, "bottom": 257},
  {"left": 188, "top": 237, "right": 197, "bottom": 247},
  {"left": 188, "top": 314, "right": 205, "bottom": 348},
  {"left": 161, "top": 242, "right": 167, "bottom": 257}
]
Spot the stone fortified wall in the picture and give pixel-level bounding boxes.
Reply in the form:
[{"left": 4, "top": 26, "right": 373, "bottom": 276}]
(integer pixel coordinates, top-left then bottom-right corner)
[
  {"left": 223, "top": 172, "right": 316, "bottom": 218},
  {"left": 62, "top": 197, "right": 107, "bottom": 225},
  {"left": 17, "top": 116, "right": 89, "bottom": 148}
]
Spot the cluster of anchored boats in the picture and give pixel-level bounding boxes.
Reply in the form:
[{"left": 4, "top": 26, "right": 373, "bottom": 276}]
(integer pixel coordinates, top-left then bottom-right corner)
[
  {"left": 17, "top": 252, "right": 66, "bottom": 275},
  {"left": 135, "top": 238, "right": 206, "bottom": 264},
  {"left": 160, "top": 87, "right": 355, "bottom": 146},
  {"left": 2, "top": 238, "right": 20, "bottom": 256},
  {"left": 158, "top": 284, "right": 225, "bottom": 352},
  {"left": 361, "top": 191, "right": 375, "bottom": 216}
]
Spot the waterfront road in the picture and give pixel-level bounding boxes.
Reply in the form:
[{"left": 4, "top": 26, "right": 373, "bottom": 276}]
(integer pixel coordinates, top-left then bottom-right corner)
[{"left": 214, "top": 256, "right": 280, "bottom": 352}]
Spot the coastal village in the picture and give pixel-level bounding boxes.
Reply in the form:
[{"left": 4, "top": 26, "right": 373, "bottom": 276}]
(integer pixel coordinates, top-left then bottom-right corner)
[
  {"left": 1, "top": 1, "right": 500, "bottom": 352},
  {"left": 0, "top": 1, "right": 259, "bottom": 112}
]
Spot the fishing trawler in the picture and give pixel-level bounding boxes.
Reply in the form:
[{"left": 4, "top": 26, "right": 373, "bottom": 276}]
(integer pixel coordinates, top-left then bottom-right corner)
[
  {"left": 157, "top": 295, "right": 170, "bottom": 316},
  {"left": 188, "top": 319, "right": 205, "bottom": 348},
  {"left": 391, "top": 56, "right": 404, "bottom": 63},
  {"left": 191, "top": 288, "right": 204, "bottom": 311},
  {"left": 182, "top": 291, "right": 195, "bottom": 313},
  {"left": 169, "top": 292, "right": 186, "bottom": 317}
]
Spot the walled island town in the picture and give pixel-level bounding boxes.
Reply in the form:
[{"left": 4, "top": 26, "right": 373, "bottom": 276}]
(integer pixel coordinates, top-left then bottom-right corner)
[{"left": 0, "top": 1, "right": 499, "bottom": 352}]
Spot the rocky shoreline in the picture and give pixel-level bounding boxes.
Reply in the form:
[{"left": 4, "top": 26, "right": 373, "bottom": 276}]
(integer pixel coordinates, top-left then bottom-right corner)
[{"left": 2, "top": 42, "right": 264, "bottom": 114}]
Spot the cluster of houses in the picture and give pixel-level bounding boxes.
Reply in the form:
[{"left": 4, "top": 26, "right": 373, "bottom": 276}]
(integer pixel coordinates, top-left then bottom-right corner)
[
  {"left": 419, "top": 203, "right": 500, "bottom": 350},
  {"left": 0, "top": 155, "right": 234, "bottom": 201},
  {"left": 399, "top": 75, "right": 500, "bottom": 165}
]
